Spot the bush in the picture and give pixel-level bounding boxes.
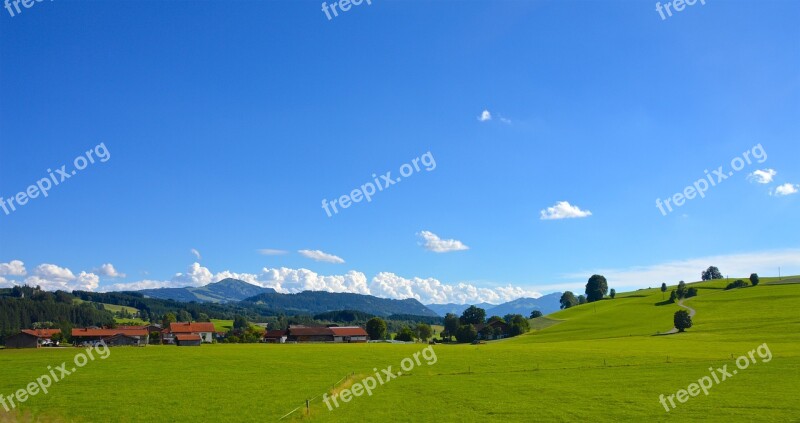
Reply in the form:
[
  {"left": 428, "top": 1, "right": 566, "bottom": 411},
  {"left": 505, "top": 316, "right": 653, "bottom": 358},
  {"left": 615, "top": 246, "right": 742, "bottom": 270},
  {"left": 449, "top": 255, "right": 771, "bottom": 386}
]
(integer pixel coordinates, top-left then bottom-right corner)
[
  {"left": 668, "top": 290, "right": 677, "bottom": 303},
  {"left": 725, "top": 280, "right": 749, "bottom": 290},
  {"left": 455, "top": 324, "right": 477, "bottom": 343},
  {"left": 674, "top": 310, "right": 692, "bottom": 332},
  {"left": 750, "top": 273, "right": 760, "bottom": 287},
  {"left": 685, "top": 287, "right": 698, "bottom": 298},
  {"left": 529, "top": 310, "right": 543, "bottom": 319},
  {"left": 394, "top": 326, "right": 416, "bottom": 342}
]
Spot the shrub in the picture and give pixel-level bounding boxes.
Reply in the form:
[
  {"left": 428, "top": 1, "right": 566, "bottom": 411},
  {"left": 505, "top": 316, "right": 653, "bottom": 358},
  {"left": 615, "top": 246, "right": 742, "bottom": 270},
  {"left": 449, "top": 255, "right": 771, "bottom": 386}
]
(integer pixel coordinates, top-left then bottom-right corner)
[
  {"left": 725, "top": 280, "right": 749, "bottom": 290},
  {"left": 674, "top": 310, "right": 692, "bottom": 332},
  {"left": 750, "top": 273, "right": 760, "bottom": 287},
  {"left": 685, "top": 287, "right": 698, "bottom": 298},
  {"left": 455, "top": 324, "right": 477, "bottom": 343}
]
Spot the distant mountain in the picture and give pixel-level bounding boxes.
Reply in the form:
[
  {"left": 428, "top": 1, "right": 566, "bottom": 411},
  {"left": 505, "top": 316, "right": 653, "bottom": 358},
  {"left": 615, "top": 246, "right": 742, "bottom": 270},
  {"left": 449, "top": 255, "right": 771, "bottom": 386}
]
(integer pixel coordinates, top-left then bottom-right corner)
[
  {"left": 425, "top": 302, "right": 495, "bottom": 317},
  {"left": 485, "top": 293, "right": 562, "bottom": 317},
  {"left": 426, "top": 293, "right": 563, "bottom": 318},
  {"left": 139, "top": 278, "right": 275, "bottom": 303},
  {"left": 243, "top": 291, "right": 438, "bottom": 317}
]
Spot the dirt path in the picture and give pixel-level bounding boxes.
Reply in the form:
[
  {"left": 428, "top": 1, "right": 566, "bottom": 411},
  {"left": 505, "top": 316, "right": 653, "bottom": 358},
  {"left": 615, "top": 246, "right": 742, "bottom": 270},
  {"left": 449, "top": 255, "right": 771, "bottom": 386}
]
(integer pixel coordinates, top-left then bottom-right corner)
[{"left": 662, "top": 299, "right": 696, "bottom": 335}]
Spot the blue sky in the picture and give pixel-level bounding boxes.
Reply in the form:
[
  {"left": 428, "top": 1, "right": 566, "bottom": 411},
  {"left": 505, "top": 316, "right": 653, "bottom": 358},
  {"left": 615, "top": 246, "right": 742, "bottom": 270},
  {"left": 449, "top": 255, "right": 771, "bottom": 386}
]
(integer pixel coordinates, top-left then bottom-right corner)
[{"left": 1, "top": 0, "right": 798, "bottom": 304}]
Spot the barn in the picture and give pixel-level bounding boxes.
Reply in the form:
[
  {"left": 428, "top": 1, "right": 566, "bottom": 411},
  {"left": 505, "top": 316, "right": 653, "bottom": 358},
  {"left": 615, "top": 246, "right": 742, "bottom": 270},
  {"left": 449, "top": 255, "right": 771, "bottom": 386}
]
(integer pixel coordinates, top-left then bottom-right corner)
[
  {"left": 175, "top": 334, "right": 202, "bottom": 346},
  {"left": 4, "top": 329, "right": 61, "bottom": 349},
  {"left": 71, "top": 328, "right": 149, "bottom": 345},
  {"left": 286, "top": 326, "right": 334, "bottom": 343},
  {"left": 104, "top": 333, "right": 145, "bottom": 347},
  {"left": 330, "top": 327, "right": 369, "bottom": 343},
  {"left": 263, "top": 330, "right": 287, "bottom": 343}
]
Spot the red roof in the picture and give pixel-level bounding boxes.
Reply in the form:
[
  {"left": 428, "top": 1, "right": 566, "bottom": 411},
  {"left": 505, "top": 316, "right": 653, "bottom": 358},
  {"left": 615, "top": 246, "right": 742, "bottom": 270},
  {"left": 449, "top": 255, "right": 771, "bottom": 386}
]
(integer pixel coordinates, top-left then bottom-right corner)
[
  {"left": 21, "top": 329, "right": 61, "bottom": 338},
  {"left": 175, "top": 334, "right": 202, "bottom": 341},
  {"left": 288, "top": 327, "right": 333, "bottom": 336},
  {"left": 263, "top": 330, "right": 287, "bottom": 338},
  {"left": 329, "top": 327, "right": 368, "bottom": 337},
  {"left": 71, "top": 328, "right": 148, "bottom": 337},
  {"left": 170, "top": 322, "right": 215, "bottom": 334}
]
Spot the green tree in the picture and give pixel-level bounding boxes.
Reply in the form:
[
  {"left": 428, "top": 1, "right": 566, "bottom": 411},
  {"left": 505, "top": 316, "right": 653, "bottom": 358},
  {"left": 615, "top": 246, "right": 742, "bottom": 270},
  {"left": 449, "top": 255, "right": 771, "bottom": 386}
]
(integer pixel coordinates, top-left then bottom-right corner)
[
  {"left": 609, "top": 289, "right": 616, "bottom": 299},
  {"left": 669, "top": 290, "right": 677, "bottom": 303},
  {"left": 560, "top": 291, "right": 578, "bottom": 309},
  {"left": 577, "top": 295, "right": 587, "bottom": 305},
  {"left": 701, "top": 266, "right": 723, "bottom": 281},
  {"left": 233, "top": 315, "right": 248, "bottom": 330},
  {"left": 415, "top": 323, "right": 433, "bottom": 342},
  {"left": 674, "top": 310, "right": 692, "bottom": 332},
  {"left": 750, "top": 273, "right": 760, "bottom": 287},
  {"left": 162, "top": 312, "right": 176, "bottom": 328},
  {"left": 394, "top": 326, "right": 416, "bottom": 342},
  {"left": 507, "top": 314, "right": 530, "bottom": 337},
  {"left": 660, "top": 283, "right": 668, "bottom": 300},
  {"left": 676, "top": 281, "right": 688, "bottom": 299},
  {"left": 686, "top": 287, "right": 698, "bottom": 298},
  {"left": 479, "top": 324, "right": 495, "bottom": 339},
  {"left": 177, "top": 310, "right": 191, "bottom": 322},
  {"left": 443, "top": 313, "right": 459, "bottom": 342},
  {"left": 455, "top": 324, "right": 478, "bottom": 343},
  {"left": 460, "top": 306, "right": 486, "bottom": 325},
  {"left": 197, "top": 313, "right": 210, "bottom": 322},
  {"left": 585, "top": 274, "right": 608, "bottom": 302},
  {"left": 487, "top": 316, "right": 505, "bottom": 324},
  {"left": 529, "top": 310, "right": 543, "bottom": 319},
  {"left": 366, "top": 317, "right": 387, "bottom": 340}
]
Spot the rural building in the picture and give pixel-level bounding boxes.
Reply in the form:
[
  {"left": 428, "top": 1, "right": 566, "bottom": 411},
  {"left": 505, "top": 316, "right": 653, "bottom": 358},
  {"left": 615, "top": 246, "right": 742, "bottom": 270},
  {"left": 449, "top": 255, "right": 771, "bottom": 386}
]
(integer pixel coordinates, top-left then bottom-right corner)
[
  {"left": 169, "top": 322, "right": 215, "bottom": 343},
  {"left": 286, "top": 326, "right": 334, "bottom": 342},
  {"left": 71, "top": 328, "right": 149, "bottom": 345},
  {"left": 175, "top": 334, "right": 202, "bottom": 346},
  {"left": 103, "top": 333, "right": 145, "bottom": 347},
  {"left": 475, "top": 320, "right": 510, "bottom": 340},
  {"left": 330, "top": 327, "right": 369, "bottom": 343},
  {"left": 4, "top": 329, "right": 61, "bottom": 349},
  {"left": 263, "top": 330, "right": 287, "bottom": 343}
]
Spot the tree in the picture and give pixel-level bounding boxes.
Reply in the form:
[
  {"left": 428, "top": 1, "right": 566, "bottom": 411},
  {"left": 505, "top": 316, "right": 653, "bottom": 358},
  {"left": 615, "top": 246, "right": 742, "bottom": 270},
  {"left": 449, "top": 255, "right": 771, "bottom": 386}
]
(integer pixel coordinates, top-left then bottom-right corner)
[
  {"left": 676, "top": 281, "right": 688, "bottom": 299},
  {"left": 685, "top": 287, "right": 698, "bottom": 298},
  {"left": 507, "top": 314, "right": 530, "bottom": 337},
  {"left": 725, "top": 280, "right": 749, "bottom": 290},
  {"left": 668, "top": 290, "right": 677, "bottom": 303},
  {"left": 479, "top": 324, "right": 495, "bottom": 339},
  {"left": 162, "top": 312, "right": 176, "bottom": 328},
  {"left": 487, "top": 316, "right": 505, "bottom": 324},
  {"left": 394, "top": 326, "right": 416, "bottom": 342},
  {"left": 661, "top": 283, "right": 668, "bottom": 300},
  {"left": 460, "top": 306, "right": 486, "bottom": 325},
  {"left": 415, "top": 323, "right": 433, "bottom": 342},
  {"left": 609, "top": 289, "right": 616, "bottom": 299},
  {"left": 529, "top": 310, "right": 543, "bottom": 319},
  {"left": 674, "top": 310, "right": 692, "bottom": 332},
  {"left": 177, "top": 310, "right": 191, "bottom": 322},
  {"left": 443, "top": 313, "right": 459, "bottom": 342},
  {"left": 701, "top": 266, "right": 723, "bottom": 281},
  {"left": 750, "top": 273, "right": 760, "bottom": 287},
  {"left": 585, "top": 274, "right": 608, "bottom": 302},
  {"left": 577, "top": 295, "right": 587, "bottom": 305},
  {"left": 455, "top": 324, "right": 478, "bottom": 343},
  {"left": 233, "top": 315, "right": 248, "bottom": 330},
  {"left": 197, "top": 313, "right": 210, "bottom": 322},
  {"left": 366, "top": 317, "right": 387, "bottom": 340},
  {"left": 560, "top": 291, "right": 577, "bottom": 309}
]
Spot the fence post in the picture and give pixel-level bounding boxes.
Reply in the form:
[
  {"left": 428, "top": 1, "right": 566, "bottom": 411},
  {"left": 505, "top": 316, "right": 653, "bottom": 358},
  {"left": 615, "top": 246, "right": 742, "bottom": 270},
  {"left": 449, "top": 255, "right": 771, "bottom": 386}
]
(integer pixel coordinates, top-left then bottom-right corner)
[{"left": 306, "top": 399, "right": 310, "bottom": 415}]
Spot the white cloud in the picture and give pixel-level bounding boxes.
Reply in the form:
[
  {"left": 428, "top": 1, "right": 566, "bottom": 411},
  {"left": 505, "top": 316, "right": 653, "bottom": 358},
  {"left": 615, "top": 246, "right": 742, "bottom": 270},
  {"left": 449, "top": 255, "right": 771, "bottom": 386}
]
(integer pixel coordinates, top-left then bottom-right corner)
[
  {"left": 772, "top": 183, "right": 799, "bottom": 196},
  {"left": 0, "top": 276, "right": 10, "bottom": 288},
  {"left": 75, "top": 272, "right": 100, "bottom": 291},
  {"left": 0, "top": 260, "right": 27, "bottom": 276},
  {"left": 258, "top": 267, "right": 370, "bottom": 294},
  {"left": 99, "top": 279, "right": 184, "bottom": 292},
  {"left": 748, "top": 168, "right": 777, "bottom": 184},
  {"left": 171, "top": 262, "right": 214, "bottom": 286},
  {"left": 257, "top": 249, "right": 288, "bottom": 255},
  {"left": 559, "top": 249, "right": 800, "bottom": 293},
  {"left": 92, "top": 263, "right": 125, "bottom": 278},
  {"left": 298, "top": 249, "right": 345, "bottom": 264},
  {"left": 370, "top": 272, "right": 541, "bottom": 304},
  {"left": 418, "top": 230, "right": 469, "bottom": 253},
  {"left": 191, "top": 248, "right": 202, "bottom": 260},
  {"left": 478, "top": 109, "right": 492, "bottom": 122},
  {"left": 540, "top": 201, "right": 592, "bottom": 220},
  {"left": 499, "top": 116, "right": 512, "bottom": 124},
  {"left": 22, "top": 264, "right": 92, "bottom": 291}
]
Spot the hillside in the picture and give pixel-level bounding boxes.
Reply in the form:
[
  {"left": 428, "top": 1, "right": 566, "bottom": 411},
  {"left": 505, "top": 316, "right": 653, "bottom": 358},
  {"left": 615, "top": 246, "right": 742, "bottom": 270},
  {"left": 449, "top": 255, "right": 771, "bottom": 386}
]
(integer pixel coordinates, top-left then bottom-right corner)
[
  {"left": 243, "top": 291, "right": 438, "bottom": 317},
  {"left": 138, "top": 278, "right": 275, "bottom": 303}
]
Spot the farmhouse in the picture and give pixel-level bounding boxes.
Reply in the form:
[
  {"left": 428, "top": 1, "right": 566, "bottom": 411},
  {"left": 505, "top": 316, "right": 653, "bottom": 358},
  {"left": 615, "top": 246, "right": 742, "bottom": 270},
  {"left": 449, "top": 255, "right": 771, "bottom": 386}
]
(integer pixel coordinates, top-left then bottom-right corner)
[
  {"left": 329, "top": 326, "right": 369, "bottom": 343},
  {"left": 4, "top": 329, "right": 61, "bottom": 349},
  {"left": 475, "top": 320, "right": 510, "bottom": 340},
  {"left": 286, "top": 326, "right": 334, "bottom": 343},
  {"left": 263, "top": 330, "right": 287, "bottom": 343},
  {"left": 71, "top": 328, "right": 149, "bottom": 346},
  {"left": 175, "top": 334, "right": 202, "bottom": 346},
  {"left": 169, "top": 322, "right": 215, "bottom": 343}
]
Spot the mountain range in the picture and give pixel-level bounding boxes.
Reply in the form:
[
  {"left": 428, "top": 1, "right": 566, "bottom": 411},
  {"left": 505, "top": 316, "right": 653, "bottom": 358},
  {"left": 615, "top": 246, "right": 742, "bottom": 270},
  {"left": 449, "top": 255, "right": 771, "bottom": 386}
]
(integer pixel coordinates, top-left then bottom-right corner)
[
  {"left": 426, "top": 292, "right": 562, "bottom": 317},
  {"left": 138, "top": 278, "right": 275, "bottom": 303}
]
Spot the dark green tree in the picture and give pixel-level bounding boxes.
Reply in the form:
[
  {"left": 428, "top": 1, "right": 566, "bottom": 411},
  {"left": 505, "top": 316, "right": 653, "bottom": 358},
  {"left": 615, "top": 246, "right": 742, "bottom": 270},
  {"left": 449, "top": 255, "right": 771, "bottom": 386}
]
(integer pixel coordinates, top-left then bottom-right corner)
[
  {"left": 676, "top": 281, "right": 688, "bottom": 299},
  {"left": 749, "top": 273, "right": 760, "bottom": 287},
  {"left": 560, "top": 291, "right": 578, "bottom": 309},
  {"left": 455, "top": 324, "right": 478, "bottom": 343},
  {"left": 233, "top": 315, "right": 248, "bottom": 330},
  {"left": 585, "top": 274, "right": 608, "bottom": 302},
  {"left": 577, "top": 295, "right": 587, "bottom": 305},
  {"left": 609, "top": 289, "right": 616, "bottom": 299},
  {"left": 394, "top": 326, "right": 416, "bottom": 342},
  {"left": 366, "top": 317, "right": 387, "bottom": 340},
  {"left": 674, "top": 310, "right": 692, "bottom": 332},
  {"left": 529, "top": 310, "right": 543, "bottom": 319},
  {"left": 460, "top": 306, "right": 486, "bottom": 325},
  {"left": 443, "top": 313, "right": 459, "bottom": 341},
  {"left": 415, "top": 323, "right": 433, "bottom": 342},
  {"left": 660, "top": 283, "right": 668, "bottom": 300},
  {"left": 701, "top": 266, "right": 723, "bottom": 281}
]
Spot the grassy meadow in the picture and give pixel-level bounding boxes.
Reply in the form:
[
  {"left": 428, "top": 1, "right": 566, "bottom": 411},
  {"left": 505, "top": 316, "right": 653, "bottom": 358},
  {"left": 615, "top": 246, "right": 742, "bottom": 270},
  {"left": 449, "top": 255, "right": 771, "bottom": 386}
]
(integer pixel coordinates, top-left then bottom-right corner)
[{"left": 1, "top": 278, "right": 798, "bottom": 422}]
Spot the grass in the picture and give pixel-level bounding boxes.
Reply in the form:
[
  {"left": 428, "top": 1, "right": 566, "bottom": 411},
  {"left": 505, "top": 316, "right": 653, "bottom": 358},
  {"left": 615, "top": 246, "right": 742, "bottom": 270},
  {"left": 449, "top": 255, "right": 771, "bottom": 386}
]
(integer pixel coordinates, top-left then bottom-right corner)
[{"left": 3, "top": 278, "right": 798, "bottom": 422}]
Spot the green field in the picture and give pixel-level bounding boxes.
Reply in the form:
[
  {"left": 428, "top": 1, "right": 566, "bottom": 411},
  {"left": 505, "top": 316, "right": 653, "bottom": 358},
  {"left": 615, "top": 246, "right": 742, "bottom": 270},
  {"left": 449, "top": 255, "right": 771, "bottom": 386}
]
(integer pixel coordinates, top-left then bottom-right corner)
[{"left": 2, "top": 278, "right": 798, "bottom": 422}]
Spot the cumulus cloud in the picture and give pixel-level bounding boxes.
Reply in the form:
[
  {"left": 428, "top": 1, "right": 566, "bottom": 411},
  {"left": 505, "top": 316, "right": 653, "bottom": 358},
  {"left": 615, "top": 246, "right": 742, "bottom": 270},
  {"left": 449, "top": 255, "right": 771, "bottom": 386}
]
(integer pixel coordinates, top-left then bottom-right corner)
[
  {"left": 540, "top": 201, "right": 592, "bottom": 220},
  {"left": 92, "top": 263, "right": 125, "bottom": 278},
  {"left": 478, "top": 109, "right": 492, "bottom": 122},
  {"left": 171, "top": 262, "right": 214, "bottom": 286},
  {"left": 298, "top": 249, "right": 345, "bottom": 264},
  {"left": 257, "top": 249, "right": 288, "bottom": 256},
  {"left": 0, "top": 276, "right": 10, "bottom": 288},
  {"left": 191, "top": 248, "right": 201, "bottom": 260},
  {"left": 418, "top": 231, "right": 469, "bottom": 253},
  {"left": 0, "top": 260, "right": 26, "bottom": 276},
  {"left": 370, "top": 272, "right": 541, "bottom": 304},
  {"left": 748, "top": 169, "right": 777, "bottom": 184},
  {"left": 21, "top": 264, "right": 100, "bottom": 291},
  {"left": 772, "top": 183, "right": 799, "bottom": 196}
]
